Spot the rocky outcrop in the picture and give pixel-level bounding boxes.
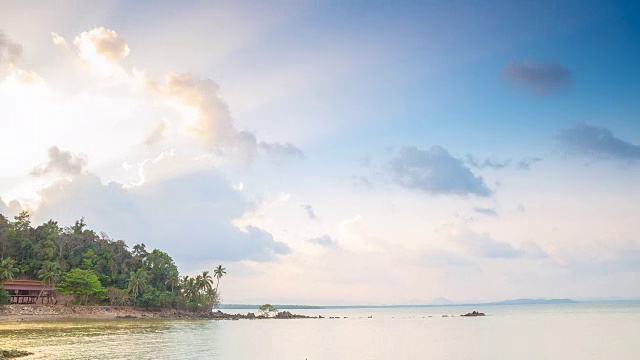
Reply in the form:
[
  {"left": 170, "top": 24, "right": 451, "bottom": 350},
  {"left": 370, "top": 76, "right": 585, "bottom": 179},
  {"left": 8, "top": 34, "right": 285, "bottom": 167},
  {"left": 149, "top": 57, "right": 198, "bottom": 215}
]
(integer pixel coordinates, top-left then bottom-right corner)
[
  {"left": 274, "top": 311, "right": 311, "bottom": 319},
  {"left": 0, "top": 349, "right": 33, "bottom": 359},
  {"left": 461, "top": 311, "right": 485, "bottom": 317}
]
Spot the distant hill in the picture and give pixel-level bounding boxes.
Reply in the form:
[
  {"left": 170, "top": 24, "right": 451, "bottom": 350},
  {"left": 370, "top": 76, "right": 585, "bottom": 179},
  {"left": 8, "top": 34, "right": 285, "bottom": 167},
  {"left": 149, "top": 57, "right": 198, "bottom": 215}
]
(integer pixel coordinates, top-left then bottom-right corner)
[{"left": 484, "top": 298, "right": 577, "bottom": 305}]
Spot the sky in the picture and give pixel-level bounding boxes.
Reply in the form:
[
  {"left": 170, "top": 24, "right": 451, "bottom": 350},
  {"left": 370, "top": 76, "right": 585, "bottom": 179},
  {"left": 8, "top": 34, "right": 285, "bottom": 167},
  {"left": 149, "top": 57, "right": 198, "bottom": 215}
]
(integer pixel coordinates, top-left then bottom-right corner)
[{"left": 1, "top": 0, "right": 639, "bottom": 305}]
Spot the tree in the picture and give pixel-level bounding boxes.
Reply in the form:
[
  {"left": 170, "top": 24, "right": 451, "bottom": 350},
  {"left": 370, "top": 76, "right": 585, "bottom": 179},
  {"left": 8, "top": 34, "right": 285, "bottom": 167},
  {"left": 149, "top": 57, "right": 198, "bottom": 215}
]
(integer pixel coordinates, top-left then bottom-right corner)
[
  {"left": 258, "top": 304, "right": 278, "bottom": 318},
  {"left": 0, "top": 288, "right": 9, "bottom": 305},
  {"left": 107, "top": 286, "right": 130, "bottom": 306},
  {"left": 127, "top": 268, "right": 148, "bottom": 306},
  {"left": 36, "top": 261, "right": 61, "bottom": 302},
  {"left": 58, "top": 269, "right": 107, "bottom": 305},
  {"left": 198, "top": 270, "right": 213, "bottom": 292},
  {"left": 144, "top": 249, "right": 178, "bottom": 291},
  {"left": 214, "top": 265, "right": 226, "bottom": 292},
  {"left": 0, "top": 257, "right": 19, "bottom": 285}
]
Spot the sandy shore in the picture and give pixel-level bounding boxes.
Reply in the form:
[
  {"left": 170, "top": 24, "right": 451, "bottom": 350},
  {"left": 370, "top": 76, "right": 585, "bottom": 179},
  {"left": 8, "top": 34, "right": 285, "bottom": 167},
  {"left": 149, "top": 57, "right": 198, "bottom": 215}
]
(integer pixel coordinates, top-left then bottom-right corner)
[{"left": 0, "top": 305, "right": 313, "bottom": 322}]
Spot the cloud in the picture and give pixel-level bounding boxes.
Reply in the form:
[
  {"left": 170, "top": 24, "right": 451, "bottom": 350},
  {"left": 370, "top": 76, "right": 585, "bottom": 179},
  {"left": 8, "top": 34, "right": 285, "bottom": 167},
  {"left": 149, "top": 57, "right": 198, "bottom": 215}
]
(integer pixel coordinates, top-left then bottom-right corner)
[
  {"left": 164, "top": 72, "right": 237, "bottom": 149},
  {"left": 30, "top": 146, "right": 88, "bottom": 176},
  {"left": 558, "top": 123, "right": 640, "bottom": 162},
  {"left": 466, "top": 155, "right": 510, "bottom": 170},
  {"left": 301, "top": 204, "right": 318, "bottom": 220},
  {"left": 258, "top": 141, "right": 304, "bottom": 158},
  {"left": 0, "top": 30, "right": 23, "bottom": 66},
  {"left": 164, "top": 72, "right": 303, "bottom": 161},
  {"left": 452, "top": 230, "right": 524, "bottom": 259},
  {"left": 467, "top": 155, "right": 542, "bottom": 171},
  {"left": 73, "top": 27, "right": 130, "bottom": 63},
  {"left": 473, "top": 207, "right": 498, "bottom": 217},
  {"left": 144, "top": 121, "right": 167, "bottom": 146},
  {"left": 31, "top": 168, "right": 290, "bottom": 265},
  {"left": 516, "top": 156, "right": 543, "bottom": 170},
  {"left": 386, "top": 146, "right": 491, "bottom": 197},
  {"left": 308, "top": 234, "right": 336, "bottom": 247},
  {"left": 503, "top": 61, "right": 571, "bottom": 95}
]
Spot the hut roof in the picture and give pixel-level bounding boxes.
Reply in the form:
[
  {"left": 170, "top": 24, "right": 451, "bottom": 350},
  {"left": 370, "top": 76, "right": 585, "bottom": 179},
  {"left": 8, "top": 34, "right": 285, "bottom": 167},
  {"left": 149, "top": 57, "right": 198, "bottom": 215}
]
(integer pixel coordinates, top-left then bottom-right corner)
[{"left": 2, "top": 280, "right": 55, "bottom": 291}]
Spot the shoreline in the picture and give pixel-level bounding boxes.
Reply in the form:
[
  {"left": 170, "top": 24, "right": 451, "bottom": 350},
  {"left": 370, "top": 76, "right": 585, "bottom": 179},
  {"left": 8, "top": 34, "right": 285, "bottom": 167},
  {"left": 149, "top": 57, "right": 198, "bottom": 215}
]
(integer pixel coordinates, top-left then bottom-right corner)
[{"left": 0, "top": 305, "right": 313, "bottom": 322}]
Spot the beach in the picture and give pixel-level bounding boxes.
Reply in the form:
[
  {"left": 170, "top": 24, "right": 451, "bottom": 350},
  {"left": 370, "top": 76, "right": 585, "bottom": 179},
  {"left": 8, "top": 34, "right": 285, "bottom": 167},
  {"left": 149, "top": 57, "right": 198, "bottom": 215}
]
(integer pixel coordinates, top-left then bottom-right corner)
[{"left": 0, "top": 305, "right": 313, "bottom": 323}]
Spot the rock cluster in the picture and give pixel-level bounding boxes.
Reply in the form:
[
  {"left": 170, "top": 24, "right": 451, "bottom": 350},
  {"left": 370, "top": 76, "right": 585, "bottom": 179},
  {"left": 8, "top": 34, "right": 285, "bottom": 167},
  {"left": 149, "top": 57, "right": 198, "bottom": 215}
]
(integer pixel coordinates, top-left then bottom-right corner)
[
  {"left": 274, "top": 311, "right": 311, "bottom": 319},
  {"left": 0, "top": 349, "right": 33, "bottom": 359},
  {"left": 461, "top": 311, "right": 485, "bottom": 317}
]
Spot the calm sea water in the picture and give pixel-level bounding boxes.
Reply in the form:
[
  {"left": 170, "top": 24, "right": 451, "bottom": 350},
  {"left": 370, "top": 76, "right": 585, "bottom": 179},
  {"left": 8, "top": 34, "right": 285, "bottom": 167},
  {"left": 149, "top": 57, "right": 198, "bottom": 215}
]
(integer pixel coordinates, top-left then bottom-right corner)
[{"left": 1, "top": 302, "right": 639, "bottom": 359}]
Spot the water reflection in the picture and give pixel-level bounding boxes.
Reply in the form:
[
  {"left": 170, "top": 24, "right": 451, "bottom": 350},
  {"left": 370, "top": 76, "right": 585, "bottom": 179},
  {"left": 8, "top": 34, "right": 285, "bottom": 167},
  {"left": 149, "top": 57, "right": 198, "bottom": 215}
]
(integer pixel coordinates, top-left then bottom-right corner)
[{"left": 0, "top": 320, "right": 221, "bottom": 360}]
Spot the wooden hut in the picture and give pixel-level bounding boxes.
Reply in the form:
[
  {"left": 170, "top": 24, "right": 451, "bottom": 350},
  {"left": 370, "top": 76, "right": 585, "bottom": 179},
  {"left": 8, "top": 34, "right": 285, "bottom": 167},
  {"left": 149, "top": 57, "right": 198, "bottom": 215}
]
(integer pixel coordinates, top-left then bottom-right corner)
[{"left": 1, "top": 280, "right": 57, "bottom": 305}]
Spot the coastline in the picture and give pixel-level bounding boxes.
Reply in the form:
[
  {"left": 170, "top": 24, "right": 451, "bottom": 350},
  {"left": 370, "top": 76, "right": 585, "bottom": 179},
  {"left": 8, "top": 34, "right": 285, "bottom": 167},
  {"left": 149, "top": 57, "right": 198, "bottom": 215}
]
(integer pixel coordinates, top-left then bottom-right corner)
[{"left": 0, "top": 305, "right": 313, "bottom": 322}]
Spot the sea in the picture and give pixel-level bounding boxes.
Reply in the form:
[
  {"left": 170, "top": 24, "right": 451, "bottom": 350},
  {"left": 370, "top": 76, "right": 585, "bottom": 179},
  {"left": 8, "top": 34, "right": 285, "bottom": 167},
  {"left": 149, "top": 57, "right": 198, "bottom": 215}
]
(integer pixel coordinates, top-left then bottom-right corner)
[{"left": 1, "top": 302, "right": 638, "bottom": 359}]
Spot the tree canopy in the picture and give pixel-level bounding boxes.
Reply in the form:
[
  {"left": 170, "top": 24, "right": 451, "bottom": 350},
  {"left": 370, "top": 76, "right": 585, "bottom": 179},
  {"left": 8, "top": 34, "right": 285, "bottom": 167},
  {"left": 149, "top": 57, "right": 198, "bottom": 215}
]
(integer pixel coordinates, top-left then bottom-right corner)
[{"left": 0, "top": 212, "right": 225, "bottom": 312}]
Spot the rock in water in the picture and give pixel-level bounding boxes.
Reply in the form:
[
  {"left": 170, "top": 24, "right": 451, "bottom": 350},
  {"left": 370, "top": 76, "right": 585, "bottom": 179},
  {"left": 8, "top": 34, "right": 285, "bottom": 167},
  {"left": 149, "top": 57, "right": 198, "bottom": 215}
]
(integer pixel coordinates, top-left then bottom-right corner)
[
  {"left": 1, "top": 349, "right": 34, "bottom": 359},
  {"left": 461, "top": 311, "right": 485, "bottom": 317}
]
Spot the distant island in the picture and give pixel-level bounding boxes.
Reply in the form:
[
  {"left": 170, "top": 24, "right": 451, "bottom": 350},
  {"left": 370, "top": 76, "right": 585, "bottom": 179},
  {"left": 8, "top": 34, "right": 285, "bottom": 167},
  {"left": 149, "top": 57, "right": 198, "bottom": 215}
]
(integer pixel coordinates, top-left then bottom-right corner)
[{"left": 485, "top": 298, "right": 577, "bottom": 306}]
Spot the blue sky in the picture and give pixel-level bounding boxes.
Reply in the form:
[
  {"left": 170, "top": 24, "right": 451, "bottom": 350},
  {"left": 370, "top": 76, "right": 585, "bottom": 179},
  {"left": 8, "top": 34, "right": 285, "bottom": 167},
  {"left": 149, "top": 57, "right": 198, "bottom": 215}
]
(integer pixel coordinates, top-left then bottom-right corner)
[{"left": 0, "top": 0, "right": 639, "bottom": 304}]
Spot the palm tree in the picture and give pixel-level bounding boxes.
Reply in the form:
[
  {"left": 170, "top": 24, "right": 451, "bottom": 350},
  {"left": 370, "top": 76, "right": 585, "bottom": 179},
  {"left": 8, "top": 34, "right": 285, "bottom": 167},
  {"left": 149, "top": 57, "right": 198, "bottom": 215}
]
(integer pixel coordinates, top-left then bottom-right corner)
[
  {"left": 214, "top": 265, "right": 226, "bottom": 291},
  {"left": 127, "top": 269, "right": 148, "bottom": 306},
  {"left": 199, "top": 271, "right": 213, "bottom": 292},
  {"left": 166, "top": 272, "right": 179, "bottom": 293},
  {"left": 0, "top": 257, "right": 19, "bottom": 285},
  {"left": 36, "top": 262, "right": 61, "bottom": 303}
]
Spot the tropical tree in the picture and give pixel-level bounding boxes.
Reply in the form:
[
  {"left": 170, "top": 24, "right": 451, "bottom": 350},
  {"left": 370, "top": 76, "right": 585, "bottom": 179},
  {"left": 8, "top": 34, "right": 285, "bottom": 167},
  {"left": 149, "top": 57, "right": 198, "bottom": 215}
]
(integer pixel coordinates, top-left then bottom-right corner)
[
  {"left": 36, "top": 261, "right": 61, "bottom": 302},
  {"left": 58, "top": 269, "right": 107, "bottom": 305},
  {"left": 258, "top": 304, "right": 278, "bottom": 318},
  {"left": 107, "top": 286, "right": 130, "bottom": 306},
  {"left": 203, "top": 288, "right": 220, "bottom": 313},
  {"left": 214, "top": 265, "right": 226, "bottom": 291},
  {"left": 0, "top": 257, "right": 19, "bottom": 285},
  {"left": 199, "top": 270, "right": 213, "bottom": 292},
  {"left": 127, "top": 268, "right": 148, "bottom": 306}
]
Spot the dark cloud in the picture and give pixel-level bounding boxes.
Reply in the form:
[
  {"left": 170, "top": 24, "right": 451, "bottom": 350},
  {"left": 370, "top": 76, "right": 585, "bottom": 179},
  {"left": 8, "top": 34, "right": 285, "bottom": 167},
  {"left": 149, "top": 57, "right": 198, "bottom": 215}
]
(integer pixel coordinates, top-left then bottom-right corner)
[
  {"left": 473, "top": 207, "right": 498, "bottom": 217},
  {"left": 0, "top": 30, "right": 23, "bottom": 65},
  {"left": 32, "top": 170, "right": 290, "bottom": 266},
  {"left": 386, "top": 146, "right": 491, "bottom": 197},
  {"left": 558, "top": 123, "right": 640, "bottom": 162},
  {"left": 503, "top": 61, "right": 571, "bottom": 95},
  {"left": 308, "top": 235, "right": 336, "bottom": 247},
  {"left": 466, "top": 155, "right": 511, "bottom": 170},
  {"left": 301, "top": 204, "right": 318, "bottom": 220},
  {"left": 31, "top": 146, "right": 88, "bottom": 176}
]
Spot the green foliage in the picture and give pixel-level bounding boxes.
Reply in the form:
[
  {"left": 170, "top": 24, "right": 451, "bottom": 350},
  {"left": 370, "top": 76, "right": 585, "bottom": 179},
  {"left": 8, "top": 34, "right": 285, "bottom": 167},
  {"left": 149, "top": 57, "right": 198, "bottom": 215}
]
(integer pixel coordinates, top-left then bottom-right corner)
[
  {"left": 138, "top": 289, "right": 175, "bottom": 308},
  {"left": 0, "top": 288, "right": 9, "bottom": 305},
  {"left": 177, "top": 275, "right": 220, "bottom": 313},
  {"left": 37, "top": 261, "right": 61, "bottom": 287},
  {"left": 107, "top": 286, "right": 130, "bottom": 306},
  {"left": 0, "top": 212, "right": 226, "bottom": 311},
  {"left": 58, "top": 269, "right": 107, "bottom": 305},
  {"left": 144, "top": 249, "right": 179, "bottom": 291},
  {"left": 258, "top": 304, "right": 278, "bottom": 317},
  {"left": 127, "top": 268, "right": 148, "bottom": 306},
  {"left": 0, "top": 258, "right": 19, "bottom": 285},
  {"left": 214, "top": 265, "right": 226, "bottom": 291}
]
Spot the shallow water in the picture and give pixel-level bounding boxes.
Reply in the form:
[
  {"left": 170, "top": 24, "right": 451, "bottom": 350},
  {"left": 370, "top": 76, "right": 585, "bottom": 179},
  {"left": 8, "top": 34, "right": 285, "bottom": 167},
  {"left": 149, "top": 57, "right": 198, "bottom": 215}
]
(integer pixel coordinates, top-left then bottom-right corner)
[{"left": 1, "top": 302, "right": 639, "bottom": 359}]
